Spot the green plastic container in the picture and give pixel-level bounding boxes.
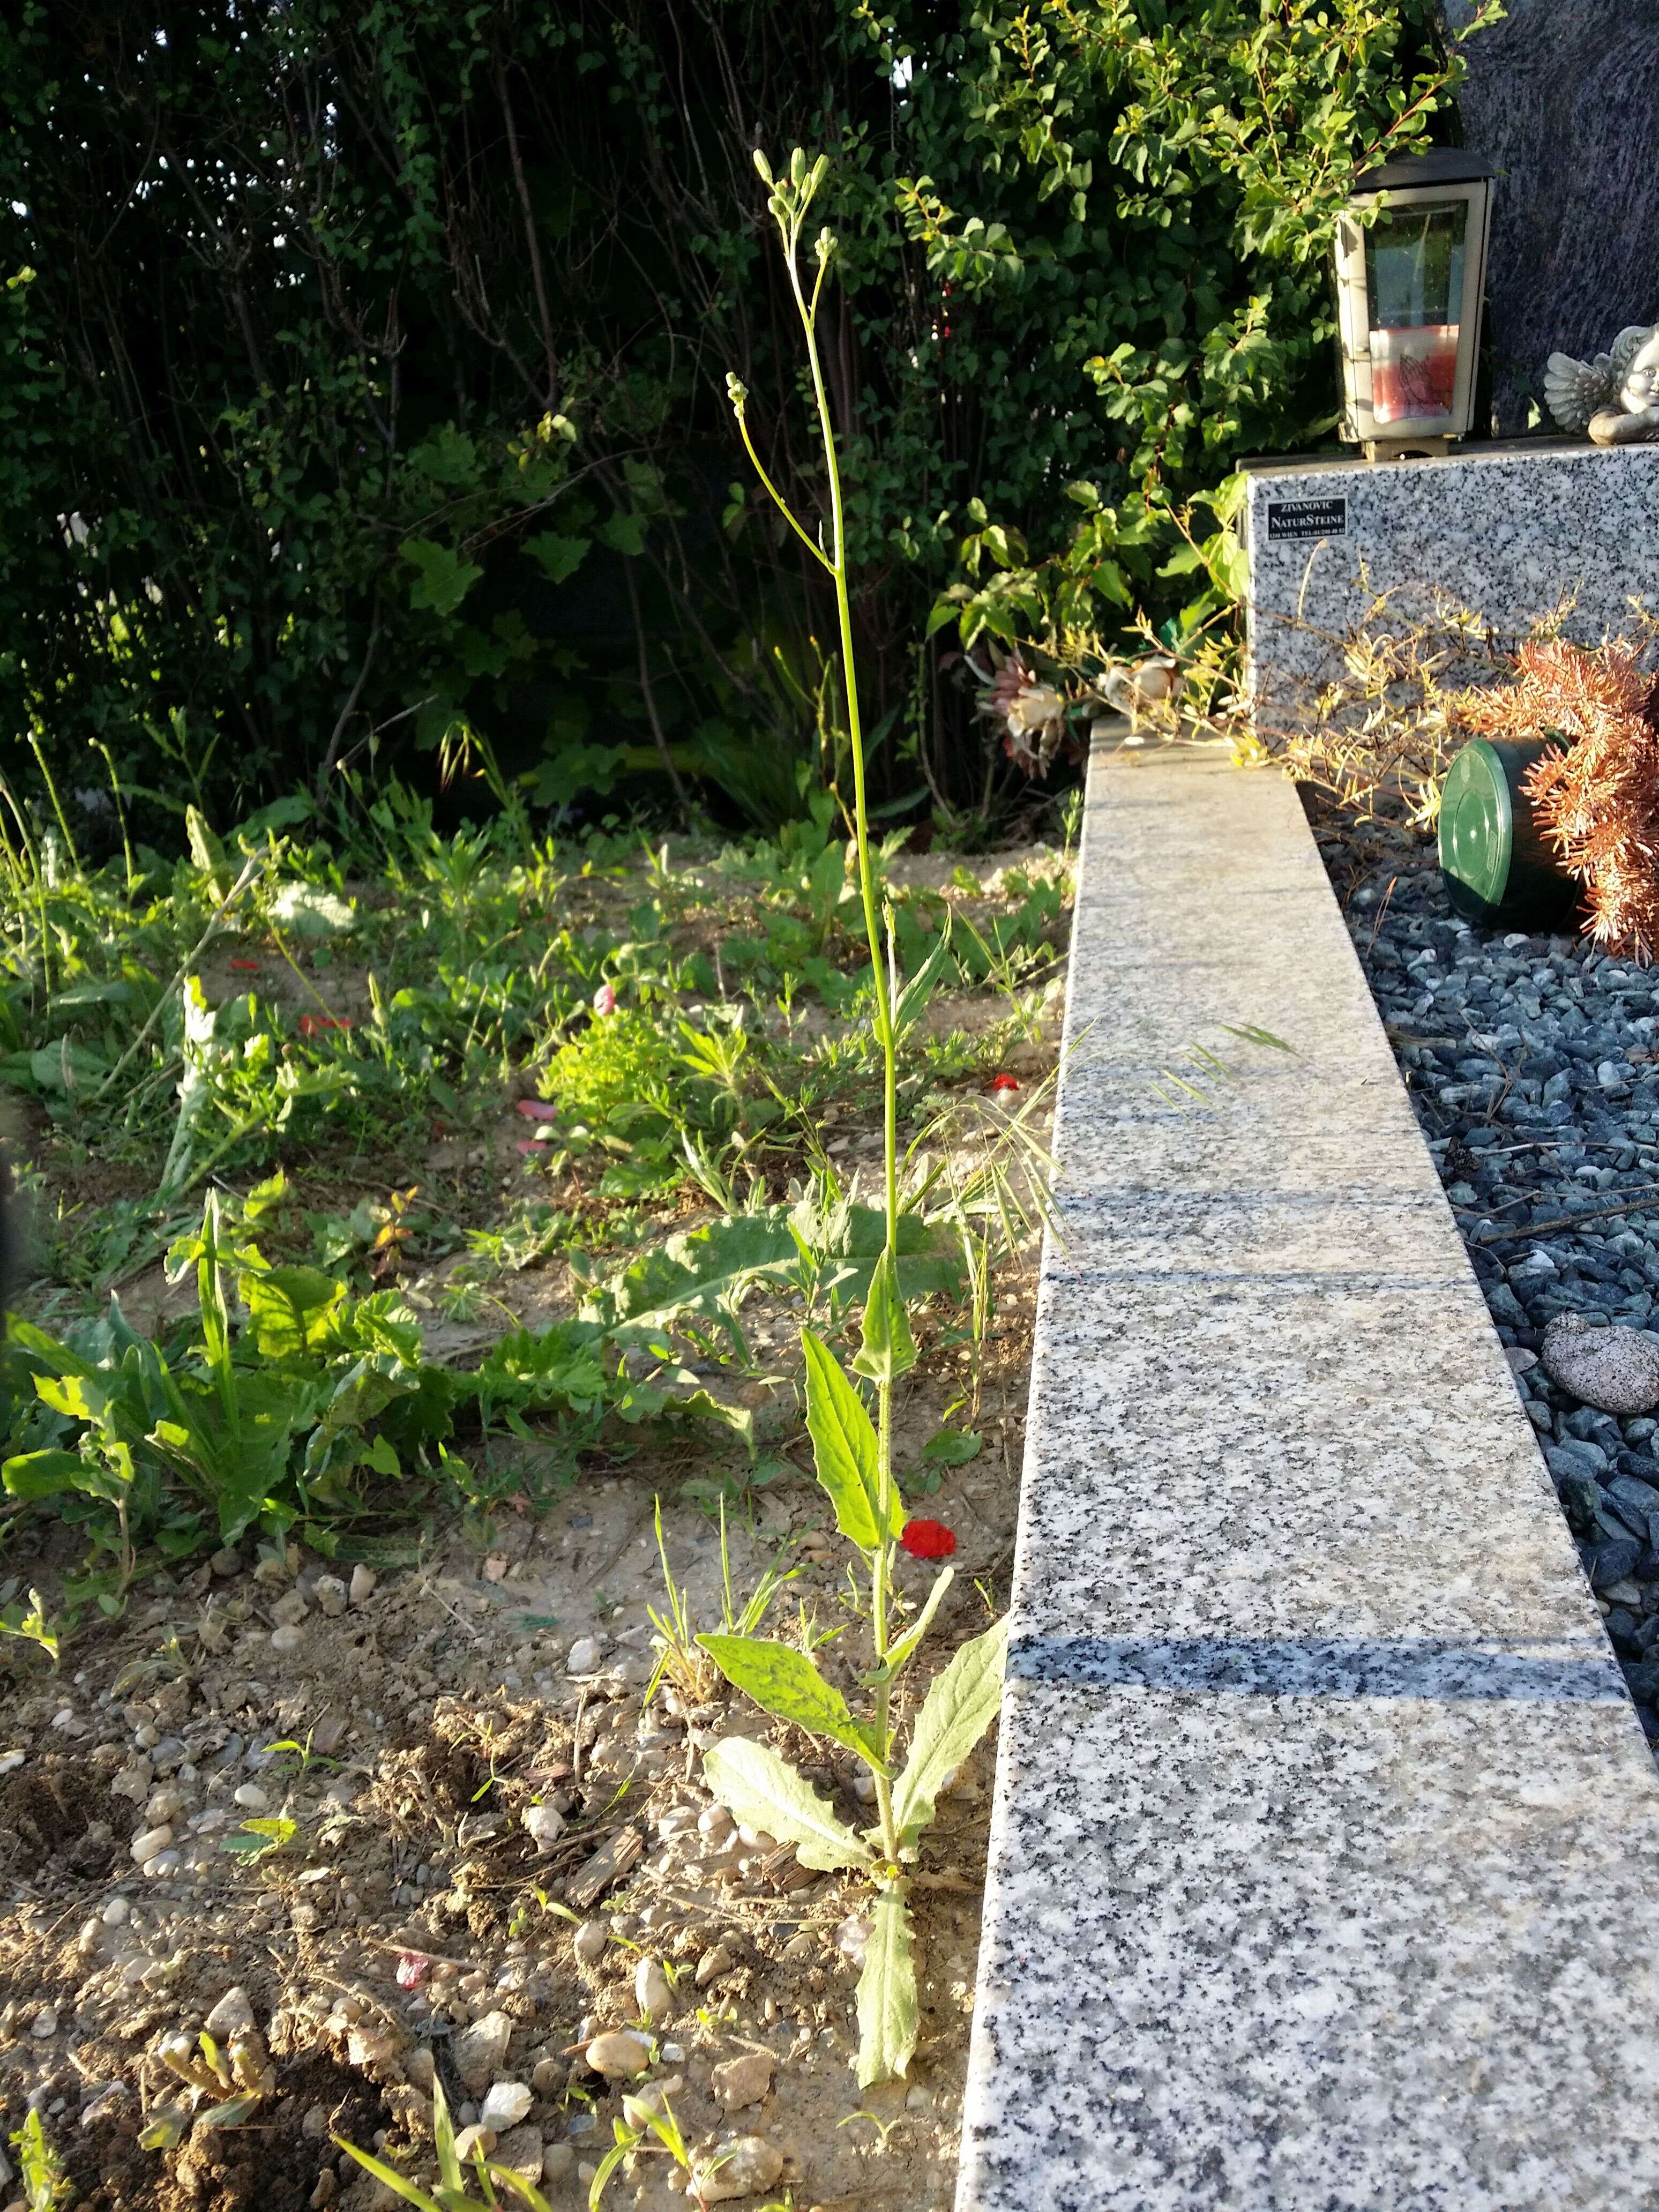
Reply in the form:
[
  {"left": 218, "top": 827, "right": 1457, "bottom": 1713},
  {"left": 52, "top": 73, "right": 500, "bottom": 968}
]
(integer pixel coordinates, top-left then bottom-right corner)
[{"left": 1438, "top": 736, "right": 1578, "bottom": 929}]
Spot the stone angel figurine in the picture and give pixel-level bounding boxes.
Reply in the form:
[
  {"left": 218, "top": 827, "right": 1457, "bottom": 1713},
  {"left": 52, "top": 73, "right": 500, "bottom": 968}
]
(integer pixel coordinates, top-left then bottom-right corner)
[{"left": 1544, "top": 324, "right": 1659, "bottom": 445}]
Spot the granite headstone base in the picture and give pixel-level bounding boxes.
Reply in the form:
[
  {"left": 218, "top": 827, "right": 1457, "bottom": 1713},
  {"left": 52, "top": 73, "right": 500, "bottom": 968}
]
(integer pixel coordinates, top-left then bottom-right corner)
[{"left": 1242, "top": 438, "right": 1659, "bottom": 728}]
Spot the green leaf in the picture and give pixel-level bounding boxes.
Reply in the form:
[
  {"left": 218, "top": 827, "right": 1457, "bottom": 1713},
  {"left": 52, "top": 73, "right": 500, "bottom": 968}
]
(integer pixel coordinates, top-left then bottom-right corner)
[
  {"left": 697, "top": 1633, "right": 881, "bottom": 1762},
  {"left": 595, "top": 512, "right": 647, "bottom": 556},
  {"left": 400, "top": 537, "right": 483, "bottom": 616},
  {"left": 581, "top": 1205, "right": 961, "bottom": 1339},
  {"left": 240, "top": 1266, "right": 348, "bottom": 1360},
  {"left": 525, "top": 532, "right": 591, "bottom": 585},
  {"left": 852, "top": 1245, "right": 917, "bottom": 1384},
  {"left": 2, "top": 1449, "right": 88, "bottom": 1501},
  {"left": 890, "top": 914, "right": 954, "bottom": 1044},
  {"left": 219, "top": 1815, "right": 296, "bottom": 1859},
  {"left": 333, "top": 2134, "right": 446, "bottom": 2212},
  {"left": 855, "top": 1887, "right": 918, "bottom": 2087},
  {"left": 891, "top": 1615, "right": 1009, "bottom": 1848},
  {"left": 877, "top": 1565, "right": 954, "bottom": 1684},
  {"left": 921, "top": 1425, "right": 981, "bottom": 1467},
  {"left": 431, "top": 2076, "right": 464, "bottom": 2197},
  {"left": 1156, "top": 541, "right": 1206, "bottom": 577},
  {"left": 801, "top": 1329, "right": 899, "bottom": 1549},
  {"left": 701, "top": 1737, "right": 872, "bottom": 1871},
  {"left": 139, "top": 2106, "right": 190, "bottom": 2151},
  {"left": 185, "top": 805, "right": 233, "bottom": 895},
  {"left": 269, "top": 883, "right": 356, "bottom": 937}
]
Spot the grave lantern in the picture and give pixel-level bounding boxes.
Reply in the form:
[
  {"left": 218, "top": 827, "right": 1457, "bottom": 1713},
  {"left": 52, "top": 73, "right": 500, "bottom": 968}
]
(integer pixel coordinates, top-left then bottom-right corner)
[{"left": 1334, "top": 149, "right": 1494, "bottom": 461}]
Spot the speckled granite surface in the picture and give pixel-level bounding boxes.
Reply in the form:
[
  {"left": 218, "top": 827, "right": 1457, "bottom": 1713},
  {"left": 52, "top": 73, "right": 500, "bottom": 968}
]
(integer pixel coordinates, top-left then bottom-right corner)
[
  {"left": 955, "top": 746, "right": 1659, "bottom": 2212},
  {"left": 1243, "top": 440, "right": 1659, "bottom": 722}
]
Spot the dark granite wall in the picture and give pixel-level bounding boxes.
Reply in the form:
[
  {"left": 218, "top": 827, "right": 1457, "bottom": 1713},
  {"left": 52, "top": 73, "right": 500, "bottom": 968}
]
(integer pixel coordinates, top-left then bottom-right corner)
[{"left": 1446, "top": 0, "right": 1659, "bottom": 431}]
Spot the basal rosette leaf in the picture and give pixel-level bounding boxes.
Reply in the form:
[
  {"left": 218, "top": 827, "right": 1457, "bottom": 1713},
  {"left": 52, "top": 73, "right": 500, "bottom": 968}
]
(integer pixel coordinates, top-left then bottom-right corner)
[
  {"left": 701, "top": 1737, "right": 871, "bottom": 1872},
  {"left": 856, "top": 1885, "right": 919, "bottom": 2087}
]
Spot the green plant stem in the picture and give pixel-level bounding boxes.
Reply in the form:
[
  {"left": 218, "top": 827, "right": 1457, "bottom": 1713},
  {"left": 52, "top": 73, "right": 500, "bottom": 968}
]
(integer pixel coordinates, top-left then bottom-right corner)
[
  {"left": 27, "top": 730, "right": 83, "bottom": 875},
  {"left": 870, "top": 1384, "right": 899, "bottom": 1861},
  {"left": 93, "top": 738, "right": 140, "bottom": 893},
  {"left": 783, "top": 217, "right": 906, "bottom": 1826}
]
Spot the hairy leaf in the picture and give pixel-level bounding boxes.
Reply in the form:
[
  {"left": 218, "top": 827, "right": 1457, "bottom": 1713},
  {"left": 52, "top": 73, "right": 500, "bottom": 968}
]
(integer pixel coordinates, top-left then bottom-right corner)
[
  {"left": 698, "top": 1633, "right": 881, "bottom": 1761},
  {"left": 852, "top": 1245, "right": 917, "bottom": 1384},
  {"left": 856, "top": 1887, "right": 918, "bottom": 2087},
  {"left": 891, "top": 1616, "right": 1010, "bottom": 1848},
  {"left": 878, "top": 1565, "right": 954, "bottom": 1684},
  {"left": 701, "top": 1737, "right": 872, "bottom": 1872},
  {"left": 802, "top": 1331, "right": 901, "bottom": 1549}
]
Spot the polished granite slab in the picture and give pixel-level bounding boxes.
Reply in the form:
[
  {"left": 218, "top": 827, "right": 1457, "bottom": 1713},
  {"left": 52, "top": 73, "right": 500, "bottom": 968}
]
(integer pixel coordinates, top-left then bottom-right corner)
[
  {"left": 1241, "top": 440, "right": 1659, "bottom": 723},
  {"left": 954, "top": 745, "right": 1659, "bottom": 2211}
]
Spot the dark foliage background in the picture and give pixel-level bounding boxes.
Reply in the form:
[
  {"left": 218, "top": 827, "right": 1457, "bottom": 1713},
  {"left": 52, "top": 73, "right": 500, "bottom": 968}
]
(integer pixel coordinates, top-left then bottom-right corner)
[{"left": 0, "top": 0, "right": 1480, "bottom": 831}]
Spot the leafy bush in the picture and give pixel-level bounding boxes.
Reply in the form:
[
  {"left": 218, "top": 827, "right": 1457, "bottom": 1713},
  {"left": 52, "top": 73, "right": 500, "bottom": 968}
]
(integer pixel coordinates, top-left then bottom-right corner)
[
  {"left": 539, "top": 1007, "right": 687, "bottom": 1130},
  {"left": 0, "top": 0, "right": 1484, "bottom": 825}
]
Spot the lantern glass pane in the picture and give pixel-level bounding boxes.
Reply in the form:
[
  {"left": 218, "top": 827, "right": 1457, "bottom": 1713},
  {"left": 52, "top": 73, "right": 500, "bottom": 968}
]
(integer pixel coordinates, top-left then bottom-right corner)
[{"left": 1363, "top": 200, "right": 1467, "bottom": 423}]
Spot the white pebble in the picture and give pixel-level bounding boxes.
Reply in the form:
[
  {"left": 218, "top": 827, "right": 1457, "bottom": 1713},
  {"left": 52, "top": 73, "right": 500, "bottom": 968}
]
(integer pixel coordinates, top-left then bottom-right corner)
[
  {"left": 312, "top": 1575, "right": 349, "bottom": 1618},
  {"left": 348, "top": 1565, "right": 377, "bottom": 1605},
  {"left": 233, "top": 1784, "right": 270, "bottom": 1812},
  {"left": 101, "top": 1897, "right": 131, "bottom": 1927},
  {"left": 480, "top": 2082, "right": 534, "bottom": 2131},
  {"left": 270, "top": 1624, "right": 304, "bottom": 1657},
  {"left": 523, "top": 1803, "right": 565, "bottom": 1854},
  {"left": 30, "top": 2007, "right": 57, "bottom": 2039},
  {"left": 565, "top": 1635, "right": 602, "bottom": 1676},
  {"left": 129, "top": 1824, "right": 174, "bottom": 1865},
  {"left": 634, "top": 1956, "right": 672, "bottom": 2024}
]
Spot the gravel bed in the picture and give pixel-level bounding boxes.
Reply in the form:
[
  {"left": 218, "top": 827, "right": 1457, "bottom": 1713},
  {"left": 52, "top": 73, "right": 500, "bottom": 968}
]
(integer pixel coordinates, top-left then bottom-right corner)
[{"left": 1345, "top": 853, "right": 1659, "bottom": 1742}]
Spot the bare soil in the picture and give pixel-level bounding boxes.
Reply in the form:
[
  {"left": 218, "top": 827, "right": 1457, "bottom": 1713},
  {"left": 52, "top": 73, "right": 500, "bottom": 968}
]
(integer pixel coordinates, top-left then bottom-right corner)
[{"left": 0, "top": 1284, "right": 1037, "bottom": 2212}]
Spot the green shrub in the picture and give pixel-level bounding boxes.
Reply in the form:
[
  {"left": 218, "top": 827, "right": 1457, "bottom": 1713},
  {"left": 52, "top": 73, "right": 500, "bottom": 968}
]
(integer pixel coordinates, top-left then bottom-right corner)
[
  {"left": 539, "top": 1008, "right": 685, "bottom": 1129},
  {"left": 0, "top": 1, "right": 1483, "bottom": 822}
]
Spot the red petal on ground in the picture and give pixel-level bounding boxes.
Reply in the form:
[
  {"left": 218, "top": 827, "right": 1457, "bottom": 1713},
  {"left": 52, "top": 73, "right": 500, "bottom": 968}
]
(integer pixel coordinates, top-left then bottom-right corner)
[
  {"left": 229, "top": 959, "right": 260, "bottom": 972},
  {"left": 515, "top": 1099, "right": 559, "bottom": 1120},
  {"left": 990, "top": 1073, "right": 1020, "bottom": 1093},
  {"left": 900, "top": 1518, "right": 957, "bottom": 1561}
]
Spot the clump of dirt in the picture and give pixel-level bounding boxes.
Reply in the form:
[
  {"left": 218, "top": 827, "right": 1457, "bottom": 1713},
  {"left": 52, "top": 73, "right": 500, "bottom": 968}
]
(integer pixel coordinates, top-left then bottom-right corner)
[{"left": 0, "top": 1272, "right": 1036, "bottom": 2212}]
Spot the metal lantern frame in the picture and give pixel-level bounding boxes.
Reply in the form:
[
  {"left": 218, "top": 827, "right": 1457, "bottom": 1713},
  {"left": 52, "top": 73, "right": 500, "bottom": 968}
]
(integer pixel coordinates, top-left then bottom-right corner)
[{"left": 1334, "top": 148, "right": 1494, "bottom": 462}]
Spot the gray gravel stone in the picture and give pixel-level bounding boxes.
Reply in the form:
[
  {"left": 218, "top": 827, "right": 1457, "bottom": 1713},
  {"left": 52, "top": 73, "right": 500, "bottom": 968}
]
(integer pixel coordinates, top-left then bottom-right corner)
[{"left": 1348, "top": 856, "right": 1659, "bottom": 1743}]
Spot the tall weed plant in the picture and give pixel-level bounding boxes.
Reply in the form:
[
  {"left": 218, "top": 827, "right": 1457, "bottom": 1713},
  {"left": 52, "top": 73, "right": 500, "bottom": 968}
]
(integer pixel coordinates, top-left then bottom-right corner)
[{"left": 704, "top": 150, "right": 1006, "bottom": 2088}]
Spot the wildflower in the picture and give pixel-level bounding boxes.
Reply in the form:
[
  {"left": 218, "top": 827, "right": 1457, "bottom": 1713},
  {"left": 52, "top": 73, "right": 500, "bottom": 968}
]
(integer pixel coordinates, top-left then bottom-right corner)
[
  {"left": 974, "top": 646, "right": 1070, "bottom": 775},
  {"left": 593, "top": 981, "right": 617, "bottom": 1017},
  {"left": 297, "top": 1014, "right": 352, "bottom": 1037},
  {"left": 990, "top": 1072, "right": 1020, "bottom": 1094},
  {"left": 515, "top": 1098, "right": 559, "bottom": 1122},
  {"left": 899, "top": 1518, "right": 956, "bottom": 1561}
]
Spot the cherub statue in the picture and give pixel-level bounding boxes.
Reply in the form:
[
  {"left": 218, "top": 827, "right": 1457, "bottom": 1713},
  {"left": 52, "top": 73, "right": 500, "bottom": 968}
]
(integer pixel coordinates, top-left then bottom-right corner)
[{"left": 1544, "top": 324, "right": 1659, "bottom": 444}]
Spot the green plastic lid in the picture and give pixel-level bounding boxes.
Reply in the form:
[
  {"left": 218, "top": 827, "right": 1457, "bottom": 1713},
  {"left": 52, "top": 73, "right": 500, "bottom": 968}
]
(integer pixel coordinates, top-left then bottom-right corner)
[
  {"left": 1438, "top": 735, "right": 1575, "bottom": 929},
  {"left": 1439, "top": 738, "right": 1512, "bottom": 916}
]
